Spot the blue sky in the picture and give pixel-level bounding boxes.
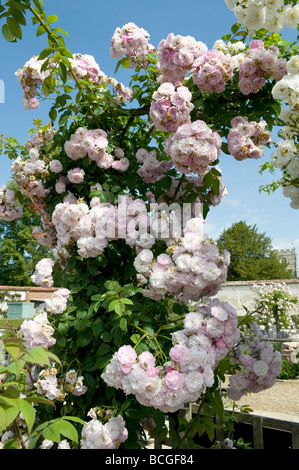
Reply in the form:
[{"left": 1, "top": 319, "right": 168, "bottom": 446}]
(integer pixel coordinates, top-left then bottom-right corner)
[{"left": 0, "top": 0, "right": 298, "bottom": 264}]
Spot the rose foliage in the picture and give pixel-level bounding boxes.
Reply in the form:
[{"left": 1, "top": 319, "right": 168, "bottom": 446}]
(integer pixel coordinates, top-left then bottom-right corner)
[{"left": 0, "top": 0, "right": 299, "bottom": 450}]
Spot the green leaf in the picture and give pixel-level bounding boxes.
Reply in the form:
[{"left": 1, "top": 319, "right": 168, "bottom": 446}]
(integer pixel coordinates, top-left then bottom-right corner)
[
  {"left": 11, "top": 9, "right": 26, "bottom": 26},
  {"left": 153, "top": 409, "right": 165, "bottom": 428},
  {"left": 121, "top": 398, "right": 131, "bottom": 411},
  {"left": 130, "top": 334, "right": 141, "bottom": 344},
  {"left": 4, "top": 342, "right": 26, "bottom": 362},
  {"left": 47, "top": 15, "right": 58, "bottom": 24},
  {"left": 7, "top": 17, "right": 22, "bottom": 39},
  {"left": 42, "top": 423, "right": 61, "bottom": 443},
  {"left": 95, "top": 353, "right": 111, "bottom": 369},
  {"left": 62, "top": 416, "right": 85, "bottom": 425},
  {"left": 147, "top": 53, "right": 157, "bottom": 63},
  {"left": 58, "top": 321, "right": 69, "bottom": 336},
  {"left": 0, "top": 403, "right": 19, "bottom": 433},
  {"left": 49, "top": 107, "right": 57, "bottom": 122},
  {"left": 57, "top": 47, "right": 73, "bottom": 59},
  {"left": 97, "top": 343, "right": 111, "bottom": 356},
  {"left": 36, "top": 24, "right": 47, "bottom": 36},
  {"left": 1, "top": 386, "right": 19, "bottom": 399},
  {"left": 104, "top": 280, "right": 120, "bottom": 292},
  {"left": 25, "top": 397, "right": 55, "bottom": 407},
  {"left": 208, "top": 390, "right": 224, "bottom": 421},
  {"left": 120, "top": 298, "right": 134, "bottom": 305},
  {"left": 42, "top": 75, "right": 56, "bottom": 96},
  {"left": 3, "top": 439, "right": 19, "bottom": 449},
  {"left": 125, "top": 408, "right": 141, "bottom": 420},
  {"left": 6, "top": 359, "right": 26, "bottom": 376},
  {"left": 53, "top": 27, "right": 69, "bottom": 37},
  {"left": 2, "top": 23, "right": 16, "bottom": 42},
  {"left": 16, "top": 399, "right": 36, "bottom": 434},
  {"left": 121, "top": 57, "right": 131, "bottom": 69},
  {"left": 231, "top": 23, "right": 240, "bottom": 34},
  {"left": 58, "top": 61, "right": 68, "bottom": 83},
  {"left": 22, "top": 346, "right": 52, "bottom": 366},
  {"left": 119, "top": 317, "right": 127, "bottom": 332}
]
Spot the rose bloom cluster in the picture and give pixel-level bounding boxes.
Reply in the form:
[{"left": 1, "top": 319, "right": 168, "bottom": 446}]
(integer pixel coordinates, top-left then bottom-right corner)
[
  {"left": 102, "top": 299, "right": 242, "bottom": 413},
  {"left": 272, "top": 55, "right": 299, "bottom": 112},
  {"left": 64, "top": 126, "right": 129, "bottom": 172},
  {"left": 35, "top": 367, "right": 87, "bottom": 402},
  {"left": 81, "top": 410, "right": 128, "bottom": 449},
  {"left": 238, "top": 40, "right": 287, "bottom": 95},
  {"left": 50, "top": 195, "right": 156, "bottom": 262},
  {"left": 30, "top": 257, "right": 55, "bottom": 288},
  {"left": 165, "top": 120, "right": 222, "bottom": 176},
  {"left": 25, "top": 125, "right": 56, "bottom": 151},
  {"left": 11, "top": 147, "right": 50, "bottom": 202},
  {"left": 134, "top": 217, "right": 230, "bottom": 305},
  {"left": 253, "top": 282, "right": 297, "bottom": 336},
  {"left": 110, "top": 22, "right": 155, "bottom": 68},
  {"left": 157, "top": 33, "right": 208, "bottom": 86},
  {"left": 227, "top": 322, "right": 282, "bottom": 401},
  {"left": 68, "top": 53, "right": 108, "bottom": 85},
  {"left": 271, "top": 56, "right": 299, "bottom": 208},
  {"left": 150, "top": 83, "right": 194, "bottom": 132},
  {"left": 45, "top": 288, "right": 71, "bottom": 314},
  {"left": 213, "top": 39, "right": 246, "bottom": 57},
  {"left": 157, "top": 172, "right": 227, "bottom": 208},
  {"left": 227, "top": 116, "right": 271, "bottom": 161},
  {"left": 39, "top": 439, "right": 71, "bottom": 449},
  {"left": 0, "top": 185, "right": 23, "bottom": 221},
  {"left": 19, "top": 310, "right": 56, "bottom": 351},
  {"left": 225, "top": 0, "right": 299, "bottom": 33},
  {"left": 192, "top": 50, "right": 236, "bottom": 94},
  {"left": 136, "top": 148, "right": 173, "bottom": 184}
]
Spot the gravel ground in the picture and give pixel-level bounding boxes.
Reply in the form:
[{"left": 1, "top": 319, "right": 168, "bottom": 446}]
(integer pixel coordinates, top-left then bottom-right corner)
[{"left": 225, "top": 379, "right": 299, "bottom": 419}]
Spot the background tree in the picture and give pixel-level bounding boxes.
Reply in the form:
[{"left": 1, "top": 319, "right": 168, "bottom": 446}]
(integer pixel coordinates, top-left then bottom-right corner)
[{"left": 216, "top": 221, "right": 293, "bottom": 281}]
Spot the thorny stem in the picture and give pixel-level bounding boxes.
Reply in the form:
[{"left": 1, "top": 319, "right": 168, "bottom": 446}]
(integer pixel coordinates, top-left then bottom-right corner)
[
  {"left": 29, "top": 4, "right": 102, "bottom": 127},
  {"left": 178, "top": 391, "right": 209, "bottom": 449},
  {"left": 172, "top": 173, "right": 186, "bottom": 203},
  {"left": 13, "top": 419, "right": 26, "bottom": 449}
]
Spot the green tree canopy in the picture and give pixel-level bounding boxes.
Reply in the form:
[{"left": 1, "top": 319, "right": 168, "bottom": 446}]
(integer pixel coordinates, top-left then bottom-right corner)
[
  {"left": 216, "top": 221, "right": 293, "bottom": 281},
  {"left": 0, "top": 194, "right": 51, "bottom": 286}
]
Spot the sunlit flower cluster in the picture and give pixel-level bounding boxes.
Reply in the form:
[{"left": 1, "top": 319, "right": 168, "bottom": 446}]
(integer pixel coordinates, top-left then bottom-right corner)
[
  {"left": 102, "top": 298, "right": 241, "bottom": 413},
  {"left": 238, "top": 40, "right": 287, "bottom": 95},
  {"left": 157, "top": 33, "right": 208, "bottom": 85},
  {"left": 19, "top": 310, "right": 56, "bottom": 350},
  {"left": 192, "top": 50, "right": 236, "bottom": 93},
  {"left": 35, "top": 367, "right": 87, "bottom": 401},
  {"left": 134, "top": 217, "right": 230, "bottom": 304},
  {"left": 227, "top": 322, "right": 282, "bottom": 401},
  {"left": 81, "top": 410, "right": 128, "bottom": 449},
  {"left": 150, "top": 83, "right": 194, "bottom": 132},
  {"left": 110, "top": 22, "right": 155, "bottom": 68},
  {"left": 225, "top": 0, "right": 299, "bottom": 33}
]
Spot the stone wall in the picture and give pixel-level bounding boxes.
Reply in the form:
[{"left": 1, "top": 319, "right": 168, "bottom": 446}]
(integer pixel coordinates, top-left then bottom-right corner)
[{"left": 212, "top": 279, "right": 299, "bottom": 317}]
